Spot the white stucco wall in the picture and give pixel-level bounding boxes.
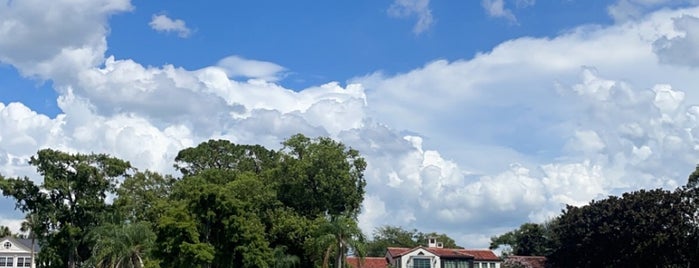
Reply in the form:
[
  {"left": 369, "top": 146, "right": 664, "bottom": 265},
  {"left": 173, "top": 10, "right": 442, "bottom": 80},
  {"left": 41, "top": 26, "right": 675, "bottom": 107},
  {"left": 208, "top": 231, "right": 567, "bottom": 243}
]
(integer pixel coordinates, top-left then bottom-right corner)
[{"left": 400, "top": 248, "right": 441, "bottom": 268}]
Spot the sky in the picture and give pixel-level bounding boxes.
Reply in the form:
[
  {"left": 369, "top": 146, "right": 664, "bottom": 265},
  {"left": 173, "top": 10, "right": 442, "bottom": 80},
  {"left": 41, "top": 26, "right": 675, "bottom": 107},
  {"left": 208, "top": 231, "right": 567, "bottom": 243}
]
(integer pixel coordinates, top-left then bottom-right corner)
[{"left": 2, "top": 0, "right": 699, "bottom": 249}]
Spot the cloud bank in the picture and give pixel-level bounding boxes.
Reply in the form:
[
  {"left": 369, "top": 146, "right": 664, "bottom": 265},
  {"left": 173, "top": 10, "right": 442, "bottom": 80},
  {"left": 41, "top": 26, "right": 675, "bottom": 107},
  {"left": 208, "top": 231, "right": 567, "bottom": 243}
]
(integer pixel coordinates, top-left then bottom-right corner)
[{"left": 2, "top": 0, "right": 699, "bottom": 248}]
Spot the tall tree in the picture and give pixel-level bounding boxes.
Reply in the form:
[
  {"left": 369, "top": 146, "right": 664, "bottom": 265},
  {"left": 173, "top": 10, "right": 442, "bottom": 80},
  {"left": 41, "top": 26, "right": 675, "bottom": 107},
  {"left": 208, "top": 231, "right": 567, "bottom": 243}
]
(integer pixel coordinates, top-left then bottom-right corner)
[
  {"left": 277, "top": 134, "right": 367, "bottom": 218},
  {"left": 0, "top": 149, "right": 132, "bottom": 268},
  {"left": 174, "top": 139, "right": 279, "bottom": 177},
  {"left": 547, "top": 188, "right": 698, "bottom": 267},
  {"left": 490, "top": 222, "right": 553, "bottom": 256},
  {"left": 115, "top": 171, "right": 174, "bottom": 224},
  {"left": 0, "top": 225, "right": 11, "bottom": 237},
  {"left": 306, "top": 215, "right": 366, "bottom": 268},
  {"left": 20, "top": 213, "right": 39, "bottom": 267},
  {"left": 86, "top": 222, "right": 156, "bottom": 268},
  {"left": 366, "top": 226, "right": 461, "bottom": 257}
]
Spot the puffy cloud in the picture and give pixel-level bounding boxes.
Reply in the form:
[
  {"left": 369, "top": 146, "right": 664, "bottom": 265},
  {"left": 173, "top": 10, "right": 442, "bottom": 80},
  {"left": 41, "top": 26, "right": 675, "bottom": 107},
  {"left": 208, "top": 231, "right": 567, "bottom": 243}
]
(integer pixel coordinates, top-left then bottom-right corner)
[
  {"left": 0, "top": 0, "right": 131, "bottom": 79},
  {"left": 387, "top": 0, "right": 434, "bottom": 34},
  {"left": 217, "top": 56, "right": 287, "bottom": 82},
  {"left": 608, "top": 0, "right": 699, "bottom": 21},
  {"left": 149, "top": 14, "right": 192, "bottom": 38},
  {"left": 653, "top": 15, "right": 699, "bottom": 67},
  {"left": 4, "top": 0, "right": 699, "bottom": 250},
  {"left": 482, "top": 0, "right": 517, "bottom": 22}
]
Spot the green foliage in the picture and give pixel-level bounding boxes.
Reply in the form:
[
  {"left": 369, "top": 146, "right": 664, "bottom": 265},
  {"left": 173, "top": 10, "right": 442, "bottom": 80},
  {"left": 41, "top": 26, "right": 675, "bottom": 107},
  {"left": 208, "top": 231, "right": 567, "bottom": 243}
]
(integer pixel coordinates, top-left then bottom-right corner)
[
  {"left": 85, "top": 222, "right": 156, "bottom": 268},
  {"left": 2, "top": 135, "right": 368, "bottom": 268},
  {"left": 115, "top": 171, "right": 174, "bottom": 224},
  {"left": 305, "top": 214, "right": 366, "bottom": 268},
  {"left": 489, "top": 222, "right": 553, "bottom": 256},
  {"left": 174, "top": 139, "right": 279, "bottom": 176},
  {"left": 0, "top": 149, "right": 132, "bottom": 268},
  {"left": 547, "top": 188, "right": 698, "bottom": 267},
  {"left": 277, "top": 134, "right": 367, "bottom": 218},
  {"left": 366, "top": 225, "right": 461, "bottom": 257},
  {"left": 0, "top": 225, "right": 11, "bottom": 237}
]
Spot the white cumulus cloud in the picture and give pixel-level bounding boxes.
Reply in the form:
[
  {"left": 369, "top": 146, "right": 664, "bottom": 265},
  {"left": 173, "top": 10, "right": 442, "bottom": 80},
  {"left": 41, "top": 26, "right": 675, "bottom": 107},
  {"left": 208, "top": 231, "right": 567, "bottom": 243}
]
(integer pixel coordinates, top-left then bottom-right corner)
[
  {"left": 149, "top": 14, "right": 192, "bottom": 38},
  {"left": 4, "top": 0, "right": 699, "bottom": 250},
  {"left": 388, "top": 0, "right": 434, "bottom": 34}
]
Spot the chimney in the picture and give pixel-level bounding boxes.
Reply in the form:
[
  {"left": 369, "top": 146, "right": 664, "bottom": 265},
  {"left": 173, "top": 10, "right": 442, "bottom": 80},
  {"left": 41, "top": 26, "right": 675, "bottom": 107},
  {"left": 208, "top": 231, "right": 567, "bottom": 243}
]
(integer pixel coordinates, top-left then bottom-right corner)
[{"left": 428, "top": 237, "right": 437, "bottom": 248}]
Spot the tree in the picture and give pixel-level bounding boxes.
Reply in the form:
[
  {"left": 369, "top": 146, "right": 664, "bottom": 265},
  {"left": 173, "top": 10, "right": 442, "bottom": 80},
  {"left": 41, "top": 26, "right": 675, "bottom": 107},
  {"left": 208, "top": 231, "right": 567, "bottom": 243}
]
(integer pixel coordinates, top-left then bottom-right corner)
[
  {"left": 366, "top": 226, "right": 461, "bottom": 257},
  {"left": 86, "top": 222, "right": 156, "bottom": 268},
  {"left": 0, "top": 225, "right": 11, "bottom": 237},
  {"left": 115, "top": 171, "right": 174, "bottom": 224},
  {"left": 277, "top": 134, "right": 367, "bottom": 218},
  {"left": 547, "top": 188, "right": 697, "bottom": 267},
  {"left": 174, "top": 139, "right": 279, "bottom": 177},
  {"left": 489, "top": 222, "right": 553, "bottom": 256},
  {"left": 0, "top": 149, "right": 132, "bottom": 268},
  {"left": 306, "top": 215, "right": 366, "bottom": 268},
  {"left": 272, "top": 245, "right": 300, "bottom": 268},
  {"left": 20, "top": 213, "right": 39, "bottom": 267},
  {"left": 155, "top": 171, "right": 275, "bottom": 267}
]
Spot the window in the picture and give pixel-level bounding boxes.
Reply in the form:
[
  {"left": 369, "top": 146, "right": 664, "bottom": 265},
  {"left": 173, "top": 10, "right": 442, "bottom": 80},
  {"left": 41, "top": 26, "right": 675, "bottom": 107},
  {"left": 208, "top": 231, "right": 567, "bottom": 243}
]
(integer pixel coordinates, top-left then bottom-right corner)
[
  {"left": 443, "top": 259, "right": 469, "bottom": 268},
  {"left": 0, "top": 257, "right": 6, "bottom": 267},
  {"left": 413, "top": 258, "right": 430, "bottom": 268},
  {"left": 6, "top": 257, "right": 11, "bottom": 267},
  {"left": 490, "top": 263, "right": 496, "bottom": 268},
  {"left": 3, "top": 242, "right": 10, "bottom": 249},
  {"left": 17, "top": 257, "right": 24, "bottom": 267},
  {"left": 24, "top": 257, "right": 31, "bottom": 267}
]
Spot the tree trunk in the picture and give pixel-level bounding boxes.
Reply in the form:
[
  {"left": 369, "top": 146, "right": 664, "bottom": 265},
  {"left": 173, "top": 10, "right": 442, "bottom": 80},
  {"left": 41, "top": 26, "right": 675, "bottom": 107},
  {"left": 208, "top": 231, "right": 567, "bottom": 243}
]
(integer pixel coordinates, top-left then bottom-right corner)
[
  {"left": 30, "top": 235, "right": 35, "bottom": 268},
  {"left": 335, "top": 242, "right": 343, "bottom": 268}
]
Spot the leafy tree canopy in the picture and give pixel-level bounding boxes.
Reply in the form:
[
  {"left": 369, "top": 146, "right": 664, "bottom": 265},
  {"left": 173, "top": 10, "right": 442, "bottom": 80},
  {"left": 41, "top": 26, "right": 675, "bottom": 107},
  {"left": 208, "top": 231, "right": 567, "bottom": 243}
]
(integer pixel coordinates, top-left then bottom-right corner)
[
  {"left": 547, "top": 188, "right": 699, "bottom": 267},
  {"left": 489, "top": 222, "right": 553, "bottom": 256},
  {"left": 0, "top": 149, "right": 132, "bottom": 268},
  {"left": 366, "top": 225, "right": 461, "bottom": 257}
]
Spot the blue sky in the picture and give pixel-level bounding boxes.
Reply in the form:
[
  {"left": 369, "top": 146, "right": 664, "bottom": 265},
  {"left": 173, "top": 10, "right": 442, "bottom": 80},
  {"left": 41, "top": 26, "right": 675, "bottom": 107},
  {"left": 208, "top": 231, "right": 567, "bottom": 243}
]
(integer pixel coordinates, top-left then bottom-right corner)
[{"left": 3, "top": 0, "right": 699, "bottom": 248}]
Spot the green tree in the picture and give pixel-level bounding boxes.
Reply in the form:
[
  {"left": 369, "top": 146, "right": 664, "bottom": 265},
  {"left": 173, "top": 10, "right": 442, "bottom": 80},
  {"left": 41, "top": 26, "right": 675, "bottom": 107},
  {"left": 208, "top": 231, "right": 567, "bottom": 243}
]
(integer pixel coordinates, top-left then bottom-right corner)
[
  {"left": 272, "top": 245, "right": 300, "bottom": 268},
  {"left": 174, "top": 139, "right": 279, "bottom": 177},
  {"left": 115, "top": 171, "right": 174, "bottom": 224},
  {"left": 365, "top": 226, "right": 461, "bottom": 257},
  {"left": 490, "top": 222, "right": 553, "bottom": 256},
  {"left": 86, "top": 222, "right": 157, "bottom": 268},
  {"left": 20, "top": 213, "right": 39, "bottom": 265},
  {"left": 306, "top": 215, "right": 366, "bottom": 268},
  {"left": 155, "top": 171, "right": 274, "bottom": 267},
  {"left": 0, "top": 149, "right": 132, "bottom": 268},
  {"left": 548, "top": 188, "right": 697, "bottom": 267},
  {"left": 0, "top": 225, "right": 11, "bottom": 237},
  {"left": 277, "top": 134, "right": 367, "bottom": 218}
]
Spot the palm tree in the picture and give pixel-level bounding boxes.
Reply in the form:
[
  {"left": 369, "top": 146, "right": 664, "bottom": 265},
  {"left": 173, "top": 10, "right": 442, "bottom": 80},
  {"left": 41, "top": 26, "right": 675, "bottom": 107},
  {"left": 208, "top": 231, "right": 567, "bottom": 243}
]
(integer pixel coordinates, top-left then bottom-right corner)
[
  {"left": 310, "top": 214, "right": 366, "bottom": 268},
  {"left": 86, "top": 222, "right": 155, "bottom": 268},
  {"left": 272, "top": 245, "right": 300, "bottom": 268},
  {"left": 20, "top": 214, "right": 39, "bottom": 268}
]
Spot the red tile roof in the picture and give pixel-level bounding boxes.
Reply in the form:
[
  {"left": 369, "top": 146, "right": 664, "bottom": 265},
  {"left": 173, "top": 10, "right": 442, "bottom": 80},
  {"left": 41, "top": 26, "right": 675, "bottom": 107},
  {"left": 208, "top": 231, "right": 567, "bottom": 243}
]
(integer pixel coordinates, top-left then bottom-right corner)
[
  {"left": 346, "top": 256, "right": 389, "bottom": 268},
  {"left": 426, "top": 247, "right": 474, "bottom": 258},
  {"left": 457, "top": 249, "right": 500, "bottom": 261},
  {"left": 504, "top": 256, "right": 546, "bottom": 268},
  {"left": 386, "top": 247, "right": 411, "bottom": 257},
  {"left": 386, "top": 247, "right": 500, "bottom": 261}
]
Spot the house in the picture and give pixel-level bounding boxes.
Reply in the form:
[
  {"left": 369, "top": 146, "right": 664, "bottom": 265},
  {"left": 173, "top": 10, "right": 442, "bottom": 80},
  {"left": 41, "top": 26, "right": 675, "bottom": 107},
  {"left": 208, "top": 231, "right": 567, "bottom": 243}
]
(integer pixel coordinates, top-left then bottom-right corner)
[
  {"left": 385, "top": 238, "right": 501, "bottom": 268},
  {"left": 0, "top": 236, "right": 38, "bottom": 268},
  {"left": 503, "top": 256, "right": 546, "bottom": 268}
]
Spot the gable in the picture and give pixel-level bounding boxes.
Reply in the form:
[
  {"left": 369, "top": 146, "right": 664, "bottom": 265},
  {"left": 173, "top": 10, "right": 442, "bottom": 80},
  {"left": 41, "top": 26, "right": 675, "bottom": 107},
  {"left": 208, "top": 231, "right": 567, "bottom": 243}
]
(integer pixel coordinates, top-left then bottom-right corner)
[{"left": 0, "top": 237, "right": 32, "bottom": 254}]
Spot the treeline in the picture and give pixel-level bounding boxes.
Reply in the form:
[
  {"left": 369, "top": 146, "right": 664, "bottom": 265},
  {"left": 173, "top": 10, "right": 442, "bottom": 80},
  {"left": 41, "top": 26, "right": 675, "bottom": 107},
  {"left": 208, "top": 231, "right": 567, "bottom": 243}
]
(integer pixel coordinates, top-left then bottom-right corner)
[
  {"left": 0, "top": 134, "right": 369, "bottom": 268},
  {"left": 491, "top": 167, "right": 699, "bottom": 267}
]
